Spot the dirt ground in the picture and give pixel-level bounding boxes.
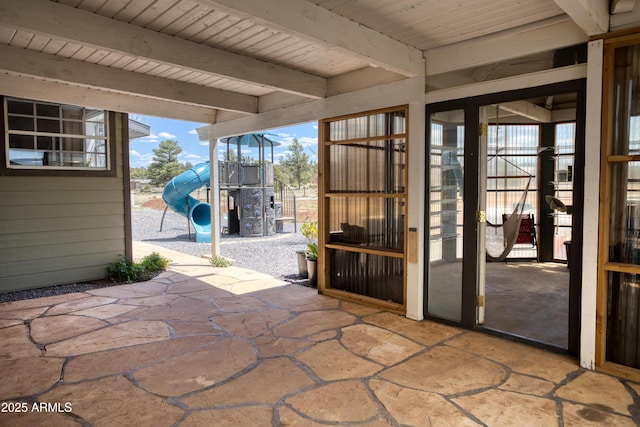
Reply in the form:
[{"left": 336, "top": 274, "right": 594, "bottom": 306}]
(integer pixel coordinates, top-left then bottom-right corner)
[{"left": 295, "top": 198, "right": 318, "bottom": 223}]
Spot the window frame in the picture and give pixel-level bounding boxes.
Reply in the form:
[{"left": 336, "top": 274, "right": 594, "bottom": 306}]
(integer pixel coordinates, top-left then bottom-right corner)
[
  {"left": 596, "top": 33, "right": 640, "bottom": 380},
  {"left": 319, "top": 105, "right": 408, "bottom": 313},
  {"left": 0, "top": 96, "right": 116, "bottom": 177}
]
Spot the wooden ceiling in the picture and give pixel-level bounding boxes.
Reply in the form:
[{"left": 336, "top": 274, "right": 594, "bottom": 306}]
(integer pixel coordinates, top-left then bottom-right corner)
[{"left": 0, "top": 0, "right": 632, "bottom": 131}]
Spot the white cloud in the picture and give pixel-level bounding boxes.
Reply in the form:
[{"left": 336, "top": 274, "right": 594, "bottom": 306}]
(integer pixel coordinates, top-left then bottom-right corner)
[
  {"left": 128, "top": 150, "right": 154, "bottom": 168},
  {"left": 135, "top": 134, "right": 160, "bottom": 144},
  {"left": 189, "top": 129, "right": 198, "bottom": 135},
  {"left": 131, "top": 131, "right": 180, "bottom": 145},
  {"left": 178, "top": 151, "right": 207, "bottom": 164},
  {"left": 297, "top": 136, "right": 317, "bottom": 146},
  {"left": 273, "top": 133, "right": 318, "bottom": 148}
]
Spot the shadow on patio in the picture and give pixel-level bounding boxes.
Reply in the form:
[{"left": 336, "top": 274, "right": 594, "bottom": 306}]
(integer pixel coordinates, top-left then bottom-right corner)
[{"left": 0, "top": 242, "right": 638, "bottom": 426}]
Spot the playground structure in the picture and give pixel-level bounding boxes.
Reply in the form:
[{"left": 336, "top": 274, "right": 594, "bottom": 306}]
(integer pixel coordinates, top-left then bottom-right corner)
[
  {"left": 219, "top": 133, "right": 297, "bottom": 237},
  {"left": 160, "top": 133, "right": 297, "bottom": 242},
  {"left": 161, "top": 162, "right": 212, "bottom": 242}
]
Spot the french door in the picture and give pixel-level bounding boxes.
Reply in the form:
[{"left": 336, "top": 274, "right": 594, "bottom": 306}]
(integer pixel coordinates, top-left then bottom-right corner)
[{"left": 425, "top": 80, "right": 585, "bottom": 355}]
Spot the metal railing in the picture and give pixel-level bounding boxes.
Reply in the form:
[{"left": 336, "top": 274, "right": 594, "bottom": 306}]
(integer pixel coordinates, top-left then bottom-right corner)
[{"left": 274, "top": 177, "right": 297, "bottom": 233}]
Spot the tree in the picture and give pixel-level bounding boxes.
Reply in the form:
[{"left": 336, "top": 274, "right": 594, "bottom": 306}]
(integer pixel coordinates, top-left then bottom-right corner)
[
  {"left": 147, "top": 139, "right": 184, "bottom": 186},
  {"left": 279, "top": 138, "right": 314, "bottom": 189},
  {"left": 130, "top": 167, "right": 148, "bottom": 179},
  {"left": 273, "top": 164, "right": 291, "bottom": 186}
]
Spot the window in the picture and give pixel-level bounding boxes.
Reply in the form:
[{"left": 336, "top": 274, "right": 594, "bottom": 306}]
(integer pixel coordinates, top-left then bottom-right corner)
[
  {"left": 553, "top": 123, "right": 575, "bottom": 261},
  {"left": 2, "top": 97, "right": 112, "bottom": 174}
]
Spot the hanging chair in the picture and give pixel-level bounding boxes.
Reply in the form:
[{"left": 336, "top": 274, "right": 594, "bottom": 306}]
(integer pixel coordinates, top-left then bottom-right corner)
[
  {"left": 486, "top": 178, "right": 531, "bottom": 262},
  {"left": 484, "top": 106, "right": 535, "bottom": 262}
]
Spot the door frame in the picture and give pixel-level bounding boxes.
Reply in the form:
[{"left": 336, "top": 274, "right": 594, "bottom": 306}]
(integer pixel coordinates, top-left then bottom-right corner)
[{"left": 424, "top": 79, "right": 586, "bottom": 356}]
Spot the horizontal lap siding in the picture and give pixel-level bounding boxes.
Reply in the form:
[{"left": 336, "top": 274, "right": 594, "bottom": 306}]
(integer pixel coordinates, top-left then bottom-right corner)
[{"left": 0, "top": 113, "right": 127, "bottom": 291}]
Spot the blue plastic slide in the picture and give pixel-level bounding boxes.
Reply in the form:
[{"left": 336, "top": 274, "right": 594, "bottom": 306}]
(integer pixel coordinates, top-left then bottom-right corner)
[{"left": 162, "top": 162, "right": 211, "bottom": 243}]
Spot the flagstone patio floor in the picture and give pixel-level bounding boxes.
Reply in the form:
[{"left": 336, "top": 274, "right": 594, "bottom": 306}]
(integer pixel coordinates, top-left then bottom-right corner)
[{"left": 0, "top": 242, "right": 639, "bottom": 426}]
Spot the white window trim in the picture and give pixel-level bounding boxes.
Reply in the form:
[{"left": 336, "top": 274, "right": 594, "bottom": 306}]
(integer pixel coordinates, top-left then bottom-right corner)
[{"left": 4, "top": 97, "right": 110, "bottom": 171}]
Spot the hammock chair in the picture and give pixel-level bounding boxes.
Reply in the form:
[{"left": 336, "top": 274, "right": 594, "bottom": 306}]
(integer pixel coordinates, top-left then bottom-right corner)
[
  {"left": 484, "top": 108, "right": 535, "bottom": 262},
  {"left": 486, "top": 178, "right": 532, "bottom": 262}
]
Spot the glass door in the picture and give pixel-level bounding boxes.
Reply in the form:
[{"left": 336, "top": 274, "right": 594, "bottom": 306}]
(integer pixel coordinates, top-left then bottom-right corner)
[
  {"left": 427, "top": 109, "right": 465, "bottom": 322},
  {"left": 478, "top": 99, "right": 576, "bottom": 350},
  {"left": 426, "top": 81, "right": 584, "bottom": 353}
]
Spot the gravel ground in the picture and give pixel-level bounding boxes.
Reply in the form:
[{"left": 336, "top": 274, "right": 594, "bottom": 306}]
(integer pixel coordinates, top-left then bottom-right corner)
[
  {"left": 0, "top": 208, "right": 311, "bottom": 303},
  {"left": 132, "top": 207, "right": 310, "bottom": 281}
]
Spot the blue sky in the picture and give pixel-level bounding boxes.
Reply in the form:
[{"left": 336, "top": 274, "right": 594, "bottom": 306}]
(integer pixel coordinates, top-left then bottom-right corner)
[{"left": 129, "top": 116, "right": 318, "bottom": 168}]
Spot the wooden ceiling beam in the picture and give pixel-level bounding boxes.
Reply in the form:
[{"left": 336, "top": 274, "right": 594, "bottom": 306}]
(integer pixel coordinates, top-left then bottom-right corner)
[
  {"left": 0, "top": 0, "right": 327, "bottom": 99},
  {"left": 610, "top": 0, "right": 636, "bottom": 14},
  {"left": 0, "top": 73, "right": 221, "bottom": 123},
  {"left": 199, "top": 77, "right": 425, "bottom": 139},
  {"left": 553, "top": 0, "right": 609, "bottom": 35},
  {"left": 497, "top": 101, "right": 552, "bottom": 123},
  {"left": 0, "top": 45, "right": 258, "bottom": 114},
  {"left": 424, "top": 16, "right": 588, "bottom": 76},
  {"left": 199, "top": 0, "right": 424, "bottom": 77}
]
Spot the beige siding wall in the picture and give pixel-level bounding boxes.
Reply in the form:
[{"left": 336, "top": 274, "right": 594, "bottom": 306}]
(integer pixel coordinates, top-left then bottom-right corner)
[{"left": 0, "top": 113, "right": 128, "bottom": 291}]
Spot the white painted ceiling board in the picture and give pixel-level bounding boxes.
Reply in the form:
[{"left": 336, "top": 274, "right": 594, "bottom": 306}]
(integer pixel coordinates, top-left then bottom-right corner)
[{"left": 0, "top": 0, "right": 629, "bottom": 127}]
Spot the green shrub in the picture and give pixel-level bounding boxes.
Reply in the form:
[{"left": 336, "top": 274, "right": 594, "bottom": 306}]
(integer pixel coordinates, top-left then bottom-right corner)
[
  {"left": 300, "top": 222, "right": 318, "bottom": 241},
  {"left": 210, "top": 255, "right": 232, "bottom": 267},
  {"left": 107, "top": 252, "right": 170, "bottom": 283},
  {"left": 107, "top": 257, "right": 142, "bottom": 283},
  {"left": 139, "top": 252, "right": 170, "bottom": 271},
  {"left": 301, "top": 222, "right": 318, "bottom": 260}
]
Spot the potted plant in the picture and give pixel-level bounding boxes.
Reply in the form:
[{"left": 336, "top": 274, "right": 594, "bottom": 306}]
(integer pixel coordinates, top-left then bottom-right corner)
[
  {"left": 296, "top": 249, "right": 308, "bottom": 278},
  {"left": 301, "top": 222, "right": 318, "bottom": 286}
]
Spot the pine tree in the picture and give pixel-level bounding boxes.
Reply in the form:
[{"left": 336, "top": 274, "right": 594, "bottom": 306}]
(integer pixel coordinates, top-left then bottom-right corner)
[
  {"left": 130, "top": 167, "right": 148, "bottom": 179},
  {"left": 280, "top": 138, "right": 314, "bottom": 189},
  {"left": 147, "top": 139, "right": 184, "bottom": 185}
]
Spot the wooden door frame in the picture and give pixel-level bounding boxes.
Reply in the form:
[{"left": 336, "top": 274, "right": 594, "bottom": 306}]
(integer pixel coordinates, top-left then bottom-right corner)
[{"left": 595, "top": 32, "right": 640, "bottom": 380}]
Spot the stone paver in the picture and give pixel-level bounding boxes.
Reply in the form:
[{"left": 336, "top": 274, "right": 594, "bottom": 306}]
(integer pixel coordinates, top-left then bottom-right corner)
[
  {"left": 0, "top": 306, "right": 49, "bottom": 321},
  {"left": 210, "top": 308, "right": 292, "bottom": 338},
  {"left": 447, "top": 332, "right": 579, "bottom": 383},
  {"left": 184, "top": 357, "right": 314, "bottom": 407},
  {"left": 340, "top": 323, "right": 423, "bottom": 365},
  {"left": 285, "top": 381, "right": 380, "bottom": 423},
  {"left": 63, "top": 335, "right": 218, "bottom": 382},
  {"left": 370, "top": 379, "right": 480, "bottom": 426},
  {"left": 30, "top": 315, "right": 108, "bottom": 344},
  {"left": 45, "top": 320, "right": 170, "bottom": 357},
  {"left": 45, "top": 296, "right": 117, "bottom": 316},
  {"left": 0, "top": 241, "right": 638, "bottom": 426},
  {"left": 379, "top": 346, "right": 506, "bottom": 395},
  {"left": 297, "top": 339, "right": 383, "bottom": 381},
  {"left": 554, "top": 371, "right": 635, "bottom": 416},
  {"left": 134, "top": 337, "right": 256, "bottom": 396},
  {"left": 41, "top": 375, "right": 185, "bottom": 426},
  {"left": 0, "top": 357, "right": 64, "bottom": 400},
  {"left": 453, "top": 389, "right": 559, "bottom": 427},
  {"left": 562, "top": 402, "right": 637, "bottom": 426}
]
